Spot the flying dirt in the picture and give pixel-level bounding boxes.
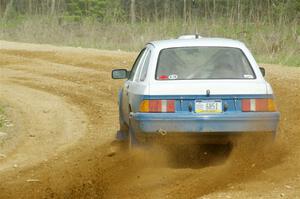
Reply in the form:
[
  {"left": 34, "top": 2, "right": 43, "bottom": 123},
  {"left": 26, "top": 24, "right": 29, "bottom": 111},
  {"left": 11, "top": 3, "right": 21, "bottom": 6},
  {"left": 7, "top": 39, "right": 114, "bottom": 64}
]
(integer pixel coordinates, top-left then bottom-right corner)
[{"left": 0, "top": 40, "right": 299, "bottom": 199}]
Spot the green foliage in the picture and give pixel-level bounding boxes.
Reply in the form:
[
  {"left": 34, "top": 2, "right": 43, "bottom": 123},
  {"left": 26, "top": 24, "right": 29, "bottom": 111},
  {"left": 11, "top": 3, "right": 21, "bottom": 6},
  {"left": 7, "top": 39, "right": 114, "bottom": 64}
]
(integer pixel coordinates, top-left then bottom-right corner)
[
  {"left": 2, "top": 0, "right": 17, "bottom": 21},
  {"left": 65, "top": 0, "right": 109, "bottom": 20},
  {"left": 1, "top": 15, "right": 299, "bottom": 67},
  {"left": 0, "top": 0, "right": 299, "bottom": 66},
  {"left": 1, "top": 0, "right": 299, "bottom": 23}
]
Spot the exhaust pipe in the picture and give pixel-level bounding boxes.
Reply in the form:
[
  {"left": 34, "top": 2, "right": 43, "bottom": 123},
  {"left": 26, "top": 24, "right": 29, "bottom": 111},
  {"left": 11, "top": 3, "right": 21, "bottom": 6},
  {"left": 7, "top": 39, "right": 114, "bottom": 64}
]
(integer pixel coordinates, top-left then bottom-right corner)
[{"left": 157, "top": 128, "right": 167, "bottom": 136}]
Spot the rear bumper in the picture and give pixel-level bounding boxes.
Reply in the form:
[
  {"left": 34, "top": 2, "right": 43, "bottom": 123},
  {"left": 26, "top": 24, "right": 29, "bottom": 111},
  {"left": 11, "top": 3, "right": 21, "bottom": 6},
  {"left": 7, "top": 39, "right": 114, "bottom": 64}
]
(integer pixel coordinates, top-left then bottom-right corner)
[{"left": 130, "top": 112, "right": 280, "bottom": 134}]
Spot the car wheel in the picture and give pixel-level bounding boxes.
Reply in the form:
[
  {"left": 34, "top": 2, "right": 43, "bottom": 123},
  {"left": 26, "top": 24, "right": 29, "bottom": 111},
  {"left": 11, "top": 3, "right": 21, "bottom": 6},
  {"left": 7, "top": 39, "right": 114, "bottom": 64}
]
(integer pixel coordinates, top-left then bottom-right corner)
[{"left": 116, "top": 123, "right": 129, "bottom": 141}]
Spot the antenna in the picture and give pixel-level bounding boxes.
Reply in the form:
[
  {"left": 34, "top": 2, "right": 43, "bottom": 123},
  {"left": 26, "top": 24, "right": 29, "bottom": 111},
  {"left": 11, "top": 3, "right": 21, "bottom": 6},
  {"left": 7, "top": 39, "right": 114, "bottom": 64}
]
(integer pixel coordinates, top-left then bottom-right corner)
[{"left": 195, "top": 26, "right": 199, "bottom": 39}]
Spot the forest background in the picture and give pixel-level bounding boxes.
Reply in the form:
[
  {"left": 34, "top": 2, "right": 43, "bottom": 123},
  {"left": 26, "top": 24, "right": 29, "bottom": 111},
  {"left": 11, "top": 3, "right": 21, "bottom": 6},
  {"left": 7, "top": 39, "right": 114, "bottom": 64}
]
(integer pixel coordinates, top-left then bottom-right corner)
[{"left": 0, "top": 0, "right": 299, "bottom": 66}]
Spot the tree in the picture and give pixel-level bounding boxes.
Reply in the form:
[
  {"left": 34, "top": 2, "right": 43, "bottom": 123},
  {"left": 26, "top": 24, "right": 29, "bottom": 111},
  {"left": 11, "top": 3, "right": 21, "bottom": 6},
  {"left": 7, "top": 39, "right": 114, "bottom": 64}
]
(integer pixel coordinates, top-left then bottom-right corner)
[
  {"left": 3, "top": 0, "right": 15, "bottom": 20},
  {"left": 0, "top": 0, "right": 299, "bottom": 24},
  {"left": 130, "top": 0, "right": 135, "bottom": 24},
  {"left": 183, "top": 0, "right": 187, "bottom": 22},
  {"left": 51, "top": 0, "right": 56, "bottom": 15}
]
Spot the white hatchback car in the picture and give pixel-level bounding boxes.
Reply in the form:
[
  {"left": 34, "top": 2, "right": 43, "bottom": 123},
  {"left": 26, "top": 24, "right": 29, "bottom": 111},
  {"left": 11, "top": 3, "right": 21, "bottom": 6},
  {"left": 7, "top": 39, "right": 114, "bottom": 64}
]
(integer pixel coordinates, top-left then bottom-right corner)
[{"left": 112, "top": 36, "right": 280, "bottom": 147}]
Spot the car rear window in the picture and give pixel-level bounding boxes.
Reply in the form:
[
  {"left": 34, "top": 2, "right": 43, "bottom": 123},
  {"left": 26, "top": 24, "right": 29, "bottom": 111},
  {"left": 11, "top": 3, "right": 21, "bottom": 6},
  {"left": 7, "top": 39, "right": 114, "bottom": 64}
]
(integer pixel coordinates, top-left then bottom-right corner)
[{"left": 156, "top": 47, "right": 255, "bottom": 80}]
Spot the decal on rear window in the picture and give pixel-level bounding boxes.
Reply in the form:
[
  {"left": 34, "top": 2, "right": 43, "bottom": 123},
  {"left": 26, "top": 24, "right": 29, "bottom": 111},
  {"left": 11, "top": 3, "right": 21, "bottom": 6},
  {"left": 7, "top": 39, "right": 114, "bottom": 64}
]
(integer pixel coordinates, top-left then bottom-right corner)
[
  {"left": 159, "top": 75, "right": 169, "bottom": 80},
  {"left": 168, "top": 74, "right": 178, "bottom": 80}
]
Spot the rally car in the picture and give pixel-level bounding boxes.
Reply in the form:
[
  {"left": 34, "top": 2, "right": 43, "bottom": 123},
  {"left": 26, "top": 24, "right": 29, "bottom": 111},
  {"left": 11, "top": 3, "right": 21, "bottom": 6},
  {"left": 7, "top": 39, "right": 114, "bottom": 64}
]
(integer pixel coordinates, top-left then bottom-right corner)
[{"left": 112, "top": 35, "right": 280, "bottom": 147}]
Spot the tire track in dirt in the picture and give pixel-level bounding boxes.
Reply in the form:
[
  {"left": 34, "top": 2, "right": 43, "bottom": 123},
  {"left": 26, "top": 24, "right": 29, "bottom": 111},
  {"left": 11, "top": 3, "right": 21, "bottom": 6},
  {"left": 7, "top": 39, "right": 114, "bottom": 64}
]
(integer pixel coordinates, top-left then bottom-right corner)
[
  {"left": 0, "top": 41, "right": 300, "bottom": 198},
  {"left": 0, "top": 41, "right": 136, "bottom": 198},
  {"left": 0, "top": 82, "right": 88, "bottom": 171}
]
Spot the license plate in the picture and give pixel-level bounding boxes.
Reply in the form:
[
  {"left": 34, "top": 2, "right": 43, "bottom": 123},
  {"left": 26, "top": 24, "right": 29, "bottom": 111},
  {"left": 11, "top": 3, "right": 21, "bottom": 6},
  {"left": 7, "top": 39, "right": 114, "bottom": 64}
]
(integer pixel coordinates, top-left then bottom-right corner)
[{"left": 195, "top": 100, "right": 222, "bottom": 113}]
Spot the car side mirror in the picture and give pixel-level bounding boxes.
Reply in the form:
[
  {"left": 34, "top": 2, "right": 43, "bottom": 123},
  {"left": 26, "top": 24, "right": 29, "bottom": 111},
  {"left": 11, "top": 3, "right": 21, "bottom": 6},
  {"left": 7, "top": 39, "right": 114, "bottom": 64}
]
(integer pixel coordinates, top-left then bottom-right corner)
[
  {"left": 259, "top": 67, "right": 265, "bottom": 77},
  {"left": 112, "top": 69, "right": 129, "bottom": 79}
]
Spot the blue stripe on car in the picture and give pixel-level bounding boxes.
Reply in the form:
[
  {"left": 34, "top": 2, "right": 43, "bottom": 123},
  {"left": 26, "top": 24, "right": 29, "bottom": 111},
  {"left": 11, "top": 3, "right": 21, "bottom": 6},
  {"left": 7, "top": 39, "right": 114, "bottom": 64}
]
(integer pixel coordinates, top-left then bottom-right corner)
[
  {"left": 127, "top": 94, "right": 279, "bottom": 135},
  {"left": 131, "top": 112, "right": 279, "bottom": 133}
]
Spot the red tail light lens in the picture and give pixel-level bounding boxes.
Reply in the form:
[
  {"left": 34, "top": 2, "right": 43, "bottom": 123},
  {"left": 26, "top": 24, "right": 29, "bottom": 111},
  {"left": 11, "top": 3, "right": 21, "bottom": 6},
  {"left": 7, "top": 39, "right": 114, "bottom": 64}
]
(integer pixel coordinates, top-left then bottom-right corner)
[
  {"left": 148, "top": 100, "right": 161, "bottom": 112},
  {"left": 242, "top": 99, "right": 276, "bottom": 112},
  {"left": 140, "top": 100, "right": 175, "bottom": 113}
]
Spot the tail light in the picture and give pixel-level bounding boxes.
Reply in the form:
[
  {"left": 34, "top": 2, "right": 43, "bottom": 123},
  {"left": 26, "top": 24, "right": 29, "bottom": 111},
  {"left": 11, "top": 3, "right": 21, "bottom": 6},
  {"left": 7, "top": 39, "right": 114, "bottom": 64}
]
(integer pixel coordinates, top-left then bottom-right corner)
[
  {"left": 140, "top": 100, "right": 175, "bottom": 113},
  {"left": 242, "top": 99, "right": 276, "bottom": 112}
]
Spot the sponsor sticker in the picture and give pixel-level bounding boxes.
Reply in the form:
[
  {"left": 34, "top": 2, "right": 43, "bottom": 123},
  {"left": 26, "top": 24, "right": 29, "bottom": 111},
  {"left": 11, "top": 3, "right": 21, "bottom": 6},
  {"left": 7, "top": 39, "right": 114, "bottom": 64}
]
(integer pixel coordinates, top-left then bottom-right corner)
[{"left": 168, "top": 74, "right": 178, "bottom": 80}]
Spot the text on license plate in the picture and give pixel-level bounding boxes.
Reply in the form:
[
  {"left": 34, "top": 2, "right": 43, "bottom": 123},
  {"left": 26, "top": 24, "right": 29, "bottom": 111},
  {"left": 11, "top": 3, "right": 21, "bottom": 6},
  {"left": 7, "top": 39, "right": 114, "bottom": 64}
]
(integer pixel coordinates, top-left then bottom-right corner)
[{"left": 195, "top": 100, "right": 222, "bottom": 113}]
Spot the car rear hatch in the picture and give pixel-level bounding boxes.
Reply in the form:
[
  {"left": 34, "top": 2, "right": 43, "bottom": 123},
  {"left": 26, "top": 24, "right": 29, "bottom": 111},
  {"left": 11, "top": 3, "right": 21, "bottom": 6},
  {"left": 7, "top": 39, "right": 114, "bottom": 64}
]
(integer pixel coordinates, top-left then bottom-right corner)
[{"left": 146, "top": 80, "right": 269, "bottom": 113}]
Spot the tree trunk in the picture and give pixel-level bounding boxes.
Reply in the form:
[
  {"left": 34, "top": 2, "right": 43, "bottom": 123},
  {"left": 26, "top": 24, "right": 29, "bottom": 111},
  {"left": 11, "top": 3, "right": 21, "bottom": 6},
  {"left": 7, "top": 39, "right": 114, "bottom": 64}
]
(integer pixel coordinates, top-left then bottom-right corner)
[
  {"left": 187, "top": 0, "right": 192, "bottom": 24},
  {"left": 237, "top": 0, "right": 241, "bottom": 22},
  {"left": 164, "top": 0, "right": 169, "bottom": 23},
  {"left": 183, "top": 0, "right": 187, "bottom": 22},
  {"left": 3, "top": 0, "right": 14, "bottom": 20},
  {"left": 226, "top": 0, "right": 230, "bottom": 17},
  {"left": 51, "top": 0, "right": 55, "bottom": 15},
  {"left": 28, "top": 0, "right": 32, "bottom": 15},
  {"left": 204, "top": 0, "right": 207, "bottom": 19},
  {"left": 213, "top": 0, "right": 216, "bottom": 19},
  {"left": 130, "top": 0, "right": 136, "bottom": 24},
  {"left": 154, "top": 0, "right": 158, "bottom": 22}
]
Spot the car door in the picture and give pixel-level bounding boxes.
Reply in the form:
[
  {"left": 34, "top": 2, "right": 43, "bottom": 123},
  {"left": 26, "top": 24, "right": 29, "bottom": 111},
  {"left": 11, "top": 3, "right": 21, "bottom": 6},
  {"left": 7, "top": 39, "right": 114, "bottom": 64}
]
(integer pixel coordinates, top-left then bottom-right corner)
[{"left": 122, "top": 48, "right": 148, "bottom": 124}]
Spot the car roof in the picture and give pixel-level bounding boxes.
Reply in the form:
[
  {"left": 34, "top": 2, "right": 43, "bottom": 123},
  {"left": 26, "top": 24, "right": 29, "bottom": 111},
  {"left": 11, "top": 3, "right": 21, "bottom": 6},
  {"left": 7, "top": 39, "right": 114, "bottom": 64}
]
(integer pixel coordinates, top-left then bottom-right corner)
[{"left": 148, "top": 37, "right": 246, "bottom": 49}]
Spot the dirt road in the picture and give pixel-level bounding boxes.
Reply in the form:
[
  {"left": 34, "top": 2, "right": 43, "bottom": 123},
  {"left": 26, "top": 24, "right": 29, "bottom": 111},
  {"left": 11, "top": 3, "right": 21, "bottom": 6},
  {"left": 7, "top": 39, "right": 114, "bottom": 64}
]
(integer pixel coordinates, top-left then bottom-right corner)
[{"left": 0, "top": 41, "right": 299, "bottom": 199}]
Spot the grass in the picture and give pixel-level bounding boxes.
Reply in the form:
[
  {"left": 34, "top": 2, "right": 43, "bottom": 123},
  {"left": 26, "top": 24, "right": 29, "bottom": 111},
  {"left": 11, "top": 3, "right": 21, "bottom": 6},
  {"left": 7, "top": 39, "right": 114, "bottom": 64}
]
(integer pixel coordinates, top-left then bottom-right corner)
[{"left": 0, "top": 16, "right": 299, "bottom": 66}]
